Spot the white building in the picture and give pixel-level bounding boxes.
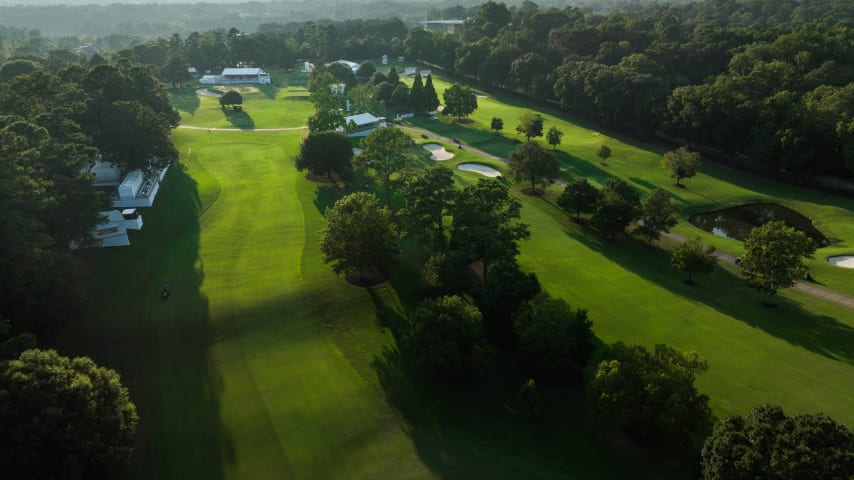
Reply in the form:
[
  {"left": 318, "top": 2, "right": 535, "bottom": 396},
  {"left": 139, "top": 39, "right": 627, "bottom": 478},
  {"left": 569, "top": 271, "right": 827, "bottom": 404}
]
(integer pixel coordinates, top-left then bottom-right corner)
[
  {"left": 71, "top": 209, "right": 143, "bottom": 249},
  {"left": 341, "top": 113, "right": 386, "bottom": 137},
  {"left": 199, "top": 67, "right": 271, "bottom": 85}
]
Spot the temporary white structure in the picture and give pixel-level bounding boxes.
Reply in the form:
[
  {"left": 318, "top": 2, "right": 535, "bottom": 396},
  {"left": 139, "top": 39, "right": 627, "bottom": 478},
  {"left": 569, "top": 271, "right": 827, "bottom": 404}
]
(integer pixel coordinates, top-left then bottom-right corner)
[
  {"left": 119, "top": 170, "right": 144, "bottom": 200},
  {"left": 341, "top": 113, "right": 387, "bottom": 137}
]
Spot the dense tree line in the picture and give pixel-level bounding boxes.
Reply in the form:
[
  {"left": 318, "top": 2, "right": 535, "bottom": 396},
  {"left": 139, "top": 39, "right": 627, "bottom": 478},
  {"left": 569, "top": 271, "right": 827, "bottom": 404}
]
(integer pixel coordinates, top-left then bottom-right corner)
[
  {"left": 403, "top": 0, "right": 854, "bottom": 178},
  {"left": 0, "top": 56, "right": 177, "bottom": 331}
]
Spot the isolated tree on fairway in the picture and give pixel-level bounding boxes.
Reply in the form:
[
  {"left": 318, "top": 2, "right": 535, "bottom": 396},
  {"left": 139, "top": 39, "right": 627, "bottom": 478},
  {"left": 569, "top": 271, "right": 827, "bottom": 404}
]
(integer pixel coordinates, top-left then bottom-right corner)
[
  {"left": 443, "top": 83, "right": 478, "bottom": 120},
  {"left": 401, "top": 165, "right": 456, "bottom": 246},
  {"left": 515, "top": 112, "right": 544, "bottom": 140},
  {"left": 219, "top": 90, "right": 243, "bottom": 110},
  {"left": 0, "top": 349, "right": 138, "bottom": 480},
  {"left": 475, "top": 260, "right": 541, "bottom": 349},
  {"left": 409, "top": 73, "right": 424, "bottom": 112},
  {"left": 405, "top": 295, "right": 483, "bottom": 381},
  {"left": 557, "top": 177, "right": 600, "bottom": 221},
  {"left": 671, "top": 237, "right": 717, "bottom": 284},
  {"left": 546, "top": 126, "right": 564, "bottom": 150},
  {"left": 636, "top": 188, "right": 679, "bottom": 242},
  {"left": 514, "top": 293, "right": 594, "bottom": 386},
  {"left": 508, "top": 141, "right": 559, "bottom": 193},
  {"left": 490, "top": 117, "right": 504, "bottom": 132},
  {"left": 596, "top": 144, "right": 612, "bottom": 165},
  {"left": 295, "top": 131, "right": 353, "bottom": 184},
  {"left": 320, "top": 192, "right": 399, "bottom": 280},
  {"left": 660, "top": 146, "right": 700, "bottom": 187},
  {"left": 451, "top": 179, "right": 530, "bottom": 281},
  {"left": 423, "top": 74, "right": 440, "bottom": 111},
  {"left": 701, "top": 405, "right": 854, "bottom": 480},
  {"left": 355, "top": 127, "right": 412, "bottom": 207},
  {"left": 588, "top": 342, "right": 710, "bottom": 443},
  {"left": 591, "top": 177, "right": 640, "bottom": 240},
  {"left": 740, "top": 221, "right": 816, "bottom": 305}
]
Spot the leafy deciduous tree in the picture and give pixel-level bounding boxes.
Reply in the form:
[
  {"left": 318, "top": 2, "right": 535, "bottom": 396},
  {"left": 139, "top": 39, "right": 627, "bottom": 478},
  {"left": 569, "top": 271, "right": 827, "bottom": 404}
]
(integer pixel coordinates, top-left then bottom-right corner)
[
  {"left": 401, "top": 165, "right": 455, "bottom": 246},
  {"left": 671, "top": 237, "right": 717, "bottom": 284},
  {"left": 591, "top": 177, "right": 640, "bottom": 240},
  {"left": 219, "top": 89, "right": 243, "bottom": 110},
  {"left": 740, "top": 221, "right": 816, "bottom": 304},
  {"left": 660, "top": 146, "right": 700, "bottom": 187},
  {"left": 636, "top": 188, "right": 679, "bottom": 242},
  {"left": 0, "top": 349, "right": 139, "bottom": 480},
  {"left": 596, "top": 144, "right": 612, "bottom": 164},
  {"left": 451, "top": 179, "right": 530, "bottom": 281},
  {"left": 319, "top": 192, "right": 399, "bottom": 279},
  {"left": 546, "top": 126, "right": 564, "bottom": 149},
  {"left": 588, "top": 342, "right": 710, "bottom": 443},
  {"left": 295, "top": 131, "right": 354, "bottom": 183},
  {"left": 507, "top": 141, "right": 559, "bottom": 192},
  {"left": 355, "top": 127, "right": 413, "bottom": 207},
  {"left": 490, "top": 117, "right": 504, "bottom": 132},
  {"left": 515, "top": 112, "right": 544, "bottom": 140},
  {"left": 557, "top": 177, "right": 600, "bottom": 221},
  {"left": 701, "top": 405, "right": 854, "bottom": 480},
  {"left": 475, "top": 260, "right": 540, "bottom": 349},
  {"left": 405, "top": 295, "right": 483, "bottom": 381},
  {"left": 442, "top": 83, "right": 478, "bottom": 120},
  {"left": 514, "top": 293, "right": 594, "bottom": 386}
]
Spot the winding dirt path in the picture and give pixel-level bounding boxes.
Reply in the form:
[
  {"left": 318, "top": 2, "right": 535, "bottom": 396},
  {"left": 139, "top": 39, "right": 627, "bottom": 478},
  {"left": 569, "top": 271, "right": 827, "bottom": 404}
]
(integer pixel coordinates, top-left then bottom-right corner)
[{"left": 663, "top": 232, "right": 854, "bottom": 309}]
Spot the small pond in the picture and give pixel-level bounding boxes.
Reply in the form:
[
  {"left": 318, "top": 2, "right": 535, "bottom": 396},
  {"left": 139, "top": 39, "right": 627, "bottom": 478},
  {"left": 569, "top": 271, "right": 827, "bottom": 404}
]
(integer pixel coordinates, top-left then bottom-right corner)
[
  {"left": 689, "top": 203, "right": 829, "bottom": 247},
  {"left": 457, "top": 163, "right": 501, "bottom": 178}
]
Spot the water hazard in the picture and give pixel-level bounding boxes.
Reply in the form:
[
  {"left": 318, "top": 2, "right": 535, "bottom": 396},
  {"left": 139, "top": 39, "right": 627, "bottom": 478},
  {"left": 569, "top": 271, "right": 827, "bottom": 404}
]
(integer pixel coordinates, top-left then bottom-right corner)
[{"left": 689, "top": 203, "right": 829, "bottom": 247}]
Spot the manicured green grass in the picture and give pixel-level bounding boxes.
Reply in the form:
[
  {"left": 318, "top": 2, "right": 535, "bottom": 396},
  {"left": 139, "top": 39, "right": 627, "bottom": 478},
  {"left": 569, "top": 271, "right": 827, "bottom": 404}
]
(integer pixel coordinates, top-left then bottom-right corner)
[
  {"left": 169, "top": 71, "right": 313, "bottom": 129},
  {"left": 404, "top": 74, "right": 854, "bottom": 298},
  {"left": 62, "top": 129, "right": 650, "bottom": 479},
  {"left": 62, "top": 70, "right": 854, "bottom": 480}
]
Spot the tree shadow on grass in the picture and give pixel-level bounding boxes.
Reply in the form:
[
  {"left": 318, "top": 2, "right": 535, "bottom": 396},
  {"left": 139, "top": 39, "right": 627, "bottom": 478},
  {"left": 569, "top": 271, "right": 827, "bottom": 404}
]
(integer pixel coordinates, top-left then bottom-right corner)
[
  {"left": 257, "top": 83, "right": 280, "bottom": 99},
  {"left": 222, "top": 109, "right": 255, "bottom": 130},
  {"left": 170, "top": 88, "right": 201, "bottom": 115},
  {"left": 565, "top": 226, "right": 854, "bottom": 364},
  {"left": 59, "top": 165, "right": 232, "bottom": 479}
]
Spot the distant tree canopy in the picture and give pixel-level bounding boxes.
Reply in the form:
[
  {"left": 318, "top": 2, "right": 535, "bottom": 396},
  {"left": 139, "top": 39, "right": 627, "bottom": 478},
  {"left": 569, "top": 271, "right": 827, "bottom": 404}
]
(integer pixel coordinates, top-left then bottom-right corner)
[{"left": 0, "top": 349, "right": 139, "bottom": 480}]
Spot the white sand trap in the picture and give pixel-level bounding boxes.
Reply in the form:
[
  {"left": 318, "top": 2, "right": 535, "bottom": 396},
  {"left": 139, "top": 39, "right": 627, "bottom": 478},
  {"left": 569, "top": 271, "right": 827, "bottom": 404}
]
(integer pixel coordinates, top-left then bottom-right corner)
[
  {"left": 423, "top": 143, "right": 454, "bottom": 161},
  {"left": 828, "top": 256, "right": 854, "bottom": 268},
  {"left": 458, "top": 163, "right": 501, "bottom": 177},
  {"left": 353, "top": 148, "right": 362, "bottom": 155}
]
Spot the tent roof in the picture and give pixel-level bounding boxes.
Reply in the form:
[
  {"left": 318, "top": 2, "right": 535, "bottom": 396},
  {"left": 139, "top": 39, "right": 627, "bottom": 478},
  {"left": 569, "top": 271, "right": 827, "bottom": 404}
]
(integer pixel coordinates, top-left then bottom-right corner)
[
  {"left": 344, "top": 113, "right": 380, "bottom": 126},
  {"left": 222, "top": 68, "right": 265, "bottom": 75}
]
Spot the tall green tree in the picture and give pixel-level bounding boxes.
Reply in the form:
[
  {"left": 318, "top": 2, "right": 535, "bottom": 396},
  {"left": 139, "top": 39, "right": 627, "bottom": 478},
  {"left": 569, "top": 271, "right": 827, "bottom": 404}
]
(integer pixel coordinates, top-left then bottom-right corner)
[
  {"left": 387, "top": 67, "right": 400, "bottom": 85},
  {"left": 0, "top": 349, "right": 139, "bottom": 480},
  {"left": 596, "top": 144, "right": 612, "bottom": 164},
  {"left": 671, "top": 237, "right": 717, "bottom": 284},
  {"left": 422, "top": 73, "right": 440, "bottom": 111},
  {"left": 660, "top": 146, "right": 700, "bottom": 187},
  {"left": 588, "top": 342, "right": 710, "bottom": 443},
  {"left": 490, "top": 117, "right": 504, "bottom": 132},
  {"left": 507, "top": 141, "right": 559, "bottom": 192},
  {"left": 451, "top": 179, "right": 530, "bottom": 280},
  {"left": 636, "top": 188, "right": 679, "bottom": 242},
  {"left": 319, "top": 192, "right": 399, "bottom": 280},
  {"left": 442, "top": 83, "right": 478, "bottom": 120},
  {"left": 97, "top": 100, "right": 177, "bottom": 172},
  {"left": 409, "top": 73, "right": 424, "bottom": 112},
  {"left": 219, "top": 90, "right": 243, "bottom": 110},
  {"left": 515, "top": 112, "right": 544, "bottom": 140},
  {"left": 295, "top": 131, "right": 354, "bottom": 184},
  {"left": 405, "top": 295, "right": 483, "bottom": 381},
  {"left": 355, "top": 127, "right": 412, "bottom": 207},
  {"left": 514, "top": 293, "right": 594, "bottom": 386},
  {"left": 401, "top": 165, "right": 455, "bottom": 246},
  {"left": 475, "top": 260, "right": 540, "bottom": 349},
  {"left": 740, "top": 221, "right": 816, "bottom": 304},
  {"left": 701, "top": 405, "right": 853, "bottom": 480},
  {"left": 557, "top": 177, "right": 600, "bottom": 221},
  {"left": 546, "top": 126, "right": 564, "bottom": 149},
  {"left": 591, "top": 177, "right": 640, "bottom": 240}
]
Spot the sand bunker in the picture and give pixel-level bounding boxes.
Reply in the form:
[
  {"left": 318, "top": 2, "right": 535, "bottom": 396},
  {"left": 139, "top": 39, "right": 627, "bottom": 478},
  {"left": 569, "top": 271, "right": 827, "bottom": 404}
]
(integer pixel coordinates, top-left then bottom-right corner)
[
  {"left": 352, "top": 148, "right": 362, "bottom": 155},
  {"left": 423, "top": 143, "right": 454, "bottom": 161},
  {"left": 828, "top": 256, "right": 854, "bottom": 268},
  {"left": 457, "top": 163, "right": 501, "bottom": 177}
]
